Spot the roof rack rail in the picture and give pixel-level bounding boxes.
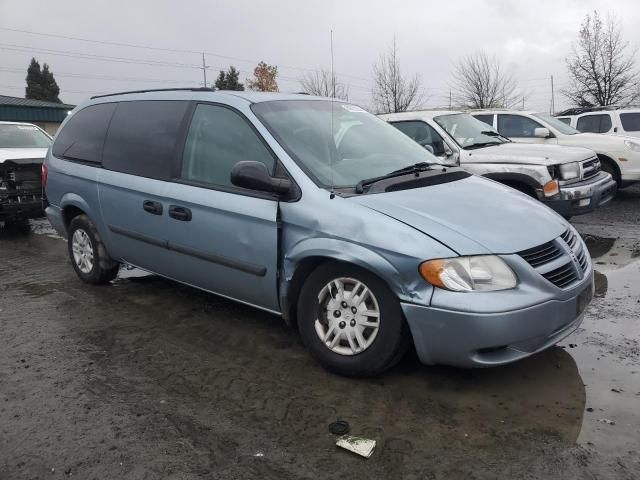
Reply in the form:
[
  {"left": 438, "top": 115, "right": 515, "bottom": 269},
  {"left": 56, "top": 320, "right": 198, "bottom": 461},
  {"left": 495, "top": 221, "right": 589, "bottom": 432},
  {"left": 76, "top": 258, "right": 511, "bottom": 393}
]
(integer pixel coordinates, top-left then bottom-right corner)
[
  {"left": 557, "top": 104, "right": 640, "bottom": 116},
  {"left": 90, "top": 87, "right": 214, "bottom": 100}
]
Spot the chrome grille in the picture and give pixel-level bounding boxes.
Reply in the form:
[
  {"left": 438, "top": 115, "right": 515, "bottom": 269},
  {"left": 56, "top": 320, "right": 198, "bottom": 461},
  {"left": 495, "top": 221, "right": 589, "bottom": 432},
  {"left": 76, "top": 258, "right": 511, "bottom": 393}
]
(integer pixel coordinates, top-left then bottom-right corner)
[
  {"left": 581, "top": 157, "right": 600, "bottom": 181},
  {"left": 519, "top": 228, "right": 590, "bottom": 289}
]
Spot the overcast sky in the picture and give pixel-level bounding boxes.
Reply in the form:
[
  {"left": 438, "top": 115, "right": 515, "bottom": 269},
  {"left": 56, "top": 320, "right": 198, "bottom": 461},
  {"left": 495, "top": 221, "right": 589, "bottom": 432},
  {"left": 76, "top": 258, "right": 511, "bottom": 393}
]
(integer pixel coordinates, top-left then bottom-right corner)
[{"left": 1, "top": 0, "right": 639, "bottom": 111}]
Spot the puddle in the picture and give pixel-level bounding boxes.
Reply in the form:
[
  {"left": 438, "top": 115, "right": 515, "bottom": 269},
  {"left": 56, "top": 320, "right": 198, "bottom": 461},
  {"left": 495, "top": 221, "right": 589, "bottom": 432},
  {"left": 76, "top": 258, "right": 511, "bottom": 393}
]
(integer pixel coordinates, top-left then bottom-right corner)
[{"left": 564, "top": 233, "right": 640, "bottom": 453}]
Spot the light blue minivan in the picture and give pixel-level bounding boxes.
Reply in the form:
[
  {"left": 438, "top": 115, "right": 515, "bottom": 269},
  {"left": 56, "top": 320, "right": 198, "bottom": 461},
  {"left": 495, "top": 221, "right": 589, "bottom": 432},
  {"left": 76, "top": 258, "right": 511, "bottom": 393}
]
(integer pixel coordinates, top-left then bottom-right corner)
[{"left": 44, "top": 89, "right": 594, "bottom": 376}]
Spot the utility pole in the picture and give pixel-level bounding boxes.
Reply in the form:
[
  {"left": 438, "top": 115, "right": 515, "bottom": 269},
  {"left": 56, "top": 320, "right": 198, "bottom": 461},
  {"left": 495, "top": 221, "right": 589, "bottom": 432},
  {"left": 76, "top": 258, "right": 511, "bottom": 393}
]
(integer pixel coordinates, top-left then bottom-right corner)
[
  {"left": 330, "top": 30, "right": 335, "bottom": 98},
  {"left": 200, "top": 53, "right": 210, "bottom": 88},
  {"left": 449, "top": 88, "right": 452, "bottom": 110},
  {"left": 550, "top": 75, "right": 555, "bottom": 114},
  {"left": 522, "top": 96, "right": 525, "bottom": 110}
]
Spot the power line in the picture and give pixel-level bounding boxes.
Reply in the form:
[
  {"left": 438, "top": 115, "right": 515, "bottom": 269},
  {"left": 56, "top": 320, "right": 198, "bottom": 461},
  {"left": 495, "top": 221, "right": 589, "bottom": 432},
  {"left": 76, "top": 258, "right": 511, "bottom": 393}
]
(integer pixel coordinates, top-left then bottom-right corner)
[{"left": 0, "top": 25, "right": 373, "bottom": 83}]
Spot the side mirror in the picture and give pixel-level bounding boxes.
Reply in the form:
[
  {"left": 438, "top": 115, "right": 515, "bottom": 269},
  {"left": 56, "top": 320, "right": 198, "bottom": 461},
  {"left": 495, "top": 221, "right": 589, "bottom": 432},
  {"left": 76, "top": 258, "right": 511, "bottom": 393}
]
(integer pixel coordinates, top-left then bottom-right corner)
[
  {"left": 230, "top": 161, "right": 291, "bottom": 194},
  {"left": 422, "top": 144, "right": 435, "bottom": 155},
  {"left": 444, "top": 147, "right": 453, "bottom": 157},
  {"left": 534, "top": 127, "right": 551, "bottom": 138}
]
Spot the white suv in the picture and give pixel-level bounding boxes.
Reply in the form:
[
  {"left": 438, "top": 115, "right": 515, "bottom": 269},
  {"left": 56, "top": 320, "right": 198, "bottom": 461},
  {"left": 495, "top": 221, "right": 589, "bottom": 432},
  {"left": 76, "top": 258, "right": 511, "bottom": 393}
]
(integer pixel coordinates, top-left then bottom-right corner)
[
  {"left": 472, "top": 110, "right": 640, "bottom": 187},
  {"left": 555, "top": 108, "right": 640, "bottom": 139}
]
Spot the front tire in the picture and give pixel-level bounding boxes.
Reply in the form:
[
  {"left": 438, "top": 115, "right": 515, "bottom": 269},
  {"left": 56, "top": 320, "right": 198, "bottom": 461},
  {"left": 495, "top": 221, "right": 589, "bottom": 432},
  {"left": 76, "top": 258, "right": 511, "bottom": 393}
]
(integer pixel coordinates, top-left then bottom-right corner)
[
  {"left": 67, "top": 214, "right": 119, "bottom": 284},
  {"left": 297, "top": 262, "right": 409, "bottom": 376}
]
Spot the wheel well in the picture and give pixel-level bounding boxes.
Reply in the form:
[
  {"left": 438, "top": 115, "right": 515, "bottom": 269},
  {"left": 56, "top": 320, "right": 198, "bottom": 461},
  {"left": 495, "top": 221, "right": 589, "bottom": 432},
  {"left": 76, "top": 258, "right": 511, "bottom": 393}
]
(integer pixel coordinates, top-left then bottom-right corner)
[
  {"left": 62, "top": 205, "right": 85, "bottom": 230},
  {"left": 499, "top": 180, "right": 537, "bottom": 198},
  {"left": 597, "top": 154, "right": 621, "bottom": 186}
]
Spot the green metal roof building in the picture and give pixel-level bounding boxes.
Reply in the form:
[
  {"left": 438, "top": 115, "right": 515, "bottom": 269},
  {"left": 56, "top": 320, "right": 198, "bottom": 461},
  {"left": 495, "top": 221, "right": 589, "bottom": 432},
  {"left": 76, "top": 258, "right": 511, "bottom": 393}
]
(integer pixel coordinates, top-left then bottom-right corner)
[{"left": 0, "top": 95, "right": 75, "bottom": 135}]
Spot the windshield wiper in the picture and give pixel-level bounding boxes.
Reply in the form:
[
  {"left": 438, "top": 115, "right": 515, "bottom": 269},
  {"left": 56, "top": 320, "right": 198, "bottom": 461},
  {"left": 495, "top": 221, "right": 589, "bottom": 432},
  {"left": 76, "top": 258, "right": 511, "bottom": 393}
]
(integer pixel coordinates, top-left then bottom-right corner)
[
  {"left": 355, "top": 162, "right": 434, "bottom": 194},
  {"left": 481, "top": 130, "right": 511, "bottom": 142},
  {"left": 464, "top": 141, "right": 502, "bottom": 150}
]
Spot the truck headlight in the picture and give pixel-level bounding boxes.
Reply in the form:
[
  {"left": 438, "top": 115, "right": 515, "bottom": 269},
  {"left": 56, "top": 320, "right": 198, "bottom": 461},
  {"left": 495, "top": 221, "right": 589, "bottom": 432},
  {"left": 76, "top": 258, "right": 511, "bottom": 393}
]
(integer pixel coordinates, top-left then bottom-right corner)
[
  {"left": 419, "top": 255, "right": 517, "bottom": 292},
  {"left": 559, "top": 162, "right": 579, "bottom": 180},
  {"left": 624, "top": 140, "right": 640, "bottom": 152}
]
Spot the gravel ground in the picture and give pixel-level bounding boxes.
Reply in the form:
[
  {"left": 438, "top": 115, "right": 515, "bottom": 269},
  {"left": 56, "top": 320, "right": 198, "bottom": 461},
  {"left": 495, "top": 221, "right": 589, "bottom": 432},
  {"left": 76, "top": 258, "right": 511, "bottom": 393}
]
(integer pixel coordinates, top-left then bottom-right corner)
[{"left": 1, "top": 186, "right": 639, "bottom": 479}]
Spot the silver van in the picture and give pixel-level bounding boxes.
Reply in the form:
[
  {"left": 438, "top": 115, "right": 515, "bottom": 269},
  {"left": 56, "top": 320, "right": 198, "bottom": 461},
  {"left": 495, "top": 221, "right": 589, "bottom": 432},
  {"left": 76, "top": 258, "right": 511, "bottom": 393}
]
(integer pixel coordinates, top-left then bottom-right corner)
[{"left": 44, "top": 89, "right": 594, "bottom": 376}]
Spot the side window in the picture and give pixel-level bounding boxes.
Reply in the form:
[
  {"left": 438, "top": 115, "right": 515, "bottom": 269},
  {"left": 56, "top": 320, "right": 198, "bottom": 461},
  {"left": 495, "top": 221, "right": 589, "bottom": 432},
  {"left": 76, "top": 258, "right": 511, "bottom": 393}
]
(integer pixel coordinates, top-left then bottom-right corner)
[
  {"left": 556, "top": 117, "right": 571, "bottom": 125},
  {"left": 181, "top": 104, "right": 275, "bottom": 189},
  {"left": 497, "top": 114, "right": 543, "bottom": 138},
  {"left": 473, "top": 114, "right": 494, "bottom": 127},
  {"left": 52, "top": 103, "right": 117, "bottom": 163},
  {"left": 391, "top": 121, "right": 447, "bottom": 155},
  {"left": 102, "top": 100, "right": 189, "bottom": 180},
  {"left": 577, "top": 114, "right": 612, "bottom": 133},
  {"left": 620, "top": 113, "right": 640, "bottom": 132}
]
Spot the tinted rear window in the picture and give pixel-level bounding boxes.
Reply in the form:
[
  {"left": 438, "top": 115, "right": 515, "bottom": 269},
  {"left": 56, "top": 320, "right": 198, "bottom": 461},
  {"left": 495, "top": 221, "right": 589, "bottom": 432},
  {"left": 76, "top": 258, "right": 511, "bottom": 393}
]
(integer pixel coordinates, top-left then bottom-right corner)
[
  {"left": 102, "top": 101, "right": 189, "bottom": 180},
  {"left": 620, "top": 113, "right": 640, "bottom": 132},
  {"left": 52, "top": 103, "right": 116, "bottom": 163}
]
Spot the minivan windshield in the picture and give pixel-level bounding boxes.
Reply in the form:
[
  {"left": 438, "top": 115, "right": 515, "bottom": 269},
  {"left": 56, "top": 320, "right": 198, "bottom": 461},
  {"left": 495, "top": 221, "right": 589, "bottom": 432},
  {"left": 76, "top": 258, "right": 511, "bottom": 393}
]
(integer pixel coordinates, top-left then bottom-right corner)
[
  {"left": 533, "top": 113, "right": 579, "bottom": 135},
  {"left": 251, "top": 100, "right": 445, "bottom": 188},
  {"left": 433, "top": 113, "right": 508, "bottom": 149},
  {"left": 0, "top": 124, "right": 52, "bottom": 148}
]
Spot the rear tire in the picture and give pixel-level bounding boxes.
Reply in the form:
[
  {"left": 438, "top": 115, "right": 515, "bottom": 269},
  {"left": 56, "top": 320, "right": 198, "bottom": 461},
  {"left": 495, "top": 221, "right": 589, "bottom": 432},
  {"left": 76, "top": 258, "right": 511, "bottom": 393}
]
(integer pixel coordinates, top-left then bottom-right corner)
[
  {"left": 67, "top": 214, "right": 119, "bottom": 284},
  {"left": 297, "top": 262, "right": 409, "bottom": 376}
]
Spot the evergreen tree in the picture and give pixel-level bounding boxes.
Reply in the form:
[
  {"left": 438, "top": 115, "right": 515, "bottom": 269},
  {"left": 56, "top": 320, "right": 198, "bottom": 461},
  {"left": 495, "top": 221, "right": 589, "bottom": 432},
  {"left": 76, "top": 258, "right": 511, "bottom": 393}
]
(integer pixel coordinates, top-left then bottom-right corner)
[
  {"left": 215, "top": 66, "right": 244, "bottom": 91},
  {"left": 25, "top": 58, "right": 61, "bottom": 103}
]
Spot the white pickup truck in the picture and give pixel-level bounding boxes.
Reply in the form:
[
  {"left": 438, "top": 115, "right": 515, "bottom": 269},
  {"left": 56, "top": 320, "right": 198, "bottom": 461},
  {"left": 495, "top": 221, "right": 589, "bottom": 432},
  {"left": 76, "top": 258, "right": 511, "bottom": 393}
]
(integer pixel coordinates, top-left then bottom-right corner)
[
  {"left": 381, "top": 111, "right": 617, "bottom": 219},
  {"left": 471, "top": 109, "right": 640, "bottom": 188}
]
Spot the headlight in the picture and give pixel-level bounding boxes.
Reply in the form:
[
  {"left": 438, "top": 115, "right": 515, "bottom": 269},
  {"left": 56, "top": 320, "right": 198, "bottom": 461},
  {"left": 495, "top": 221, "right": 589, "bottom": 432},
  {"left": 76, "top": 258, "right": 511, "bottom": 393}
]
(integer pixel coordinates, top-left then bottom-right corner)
[
  {"left": 559, "top": 162, "right": 579, "bottom": 180},
  {"left": 624, "top": 140, "right": 640, "bottom": 152},
  {"left": 419, "top": 255, "right": 517, "bottom": 292}
]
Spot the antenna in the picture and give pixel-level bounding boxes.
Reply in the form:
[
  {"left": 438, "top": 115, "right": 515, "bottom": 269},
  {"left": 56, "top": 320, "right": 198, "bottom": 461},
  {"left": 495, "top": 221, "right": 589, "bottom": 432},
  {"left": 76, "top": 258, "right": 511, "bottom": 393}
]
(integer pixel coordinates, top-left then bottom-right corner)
[{"left": 329, "top": 29, "right": 336, "bottom": 199}]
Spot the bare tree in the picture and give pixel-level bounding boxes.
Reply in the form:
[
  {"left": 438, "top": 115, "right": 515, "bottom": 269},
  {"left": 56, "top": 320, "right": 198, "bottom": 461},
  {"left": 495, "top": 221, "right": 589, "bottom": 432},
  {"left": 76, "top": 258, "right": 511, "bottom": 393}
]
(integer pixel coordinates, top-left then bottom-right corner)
[
  {"left": 372, "top": 38, "right": 423, "bottom": 113},
  {"left": 299, "top": 69, "right": 349, "bottom": 100},
  {"left": 563, "top": 11, "right": 639, "bottom": 107},
  {"left": 451, "top": 51, "right": 520, "bottom": 109}
]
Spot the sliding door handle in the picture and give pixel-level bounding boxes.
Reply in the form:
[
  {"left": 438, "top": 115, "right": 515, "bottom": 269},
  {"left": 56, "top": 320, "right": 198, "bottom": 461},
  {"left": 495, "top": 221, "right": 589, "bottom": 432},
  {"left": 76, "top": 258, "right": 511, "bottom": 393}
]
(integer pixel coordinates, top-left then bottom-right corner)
[{"left": 143, "top": 200, "right": 163, "bottom": 215}]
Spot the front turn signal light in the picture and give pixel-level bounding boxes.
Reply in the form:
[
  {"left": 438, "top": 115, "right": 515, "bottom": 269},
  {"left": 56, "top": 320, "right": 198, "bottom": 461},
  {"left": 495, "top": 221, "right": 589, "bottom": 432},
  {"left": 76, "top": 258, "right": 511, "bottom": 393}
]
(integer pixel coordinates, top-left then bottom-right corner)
[{"left": 543, "top": 179, "right": 559, "bottom": 197}]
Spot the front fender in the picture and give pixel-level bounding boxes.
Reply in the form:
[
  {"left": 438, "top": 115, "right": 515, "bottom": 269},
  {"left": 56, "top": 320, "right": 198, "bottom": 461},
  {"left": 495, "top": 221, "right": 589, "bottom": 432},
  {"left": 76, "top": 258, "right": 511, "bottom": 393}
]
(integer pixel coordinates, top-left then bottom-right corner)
[{"left": 283, "top": 237, "right": 431, "bottom": 305}]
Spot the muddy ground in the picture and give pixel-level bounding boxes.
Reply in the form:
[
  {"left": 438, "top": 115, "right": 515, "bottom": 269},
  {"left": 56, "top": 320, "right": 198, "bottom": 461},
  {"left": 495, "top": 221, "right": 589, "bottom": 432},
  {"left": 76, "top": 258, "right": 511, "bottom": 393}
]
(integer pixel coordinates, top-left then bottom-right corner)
[{"left": 1, "top": 186, "right": 639, "bottom": 480}]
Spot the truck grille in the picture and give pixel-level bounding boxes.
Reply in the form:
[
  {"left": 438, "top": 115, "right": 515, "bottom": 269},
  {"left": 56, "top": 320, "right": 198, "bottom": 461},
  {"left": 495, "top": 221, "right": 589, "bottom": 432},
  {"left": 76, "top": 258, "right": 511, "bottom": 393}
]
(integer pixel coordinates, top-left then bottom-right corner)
[
  {"left": 518, "top": 228, "right": 590, "bottom": 289},
  {"left": 581, "top": 157, "right": 600, "bottom": 181}
]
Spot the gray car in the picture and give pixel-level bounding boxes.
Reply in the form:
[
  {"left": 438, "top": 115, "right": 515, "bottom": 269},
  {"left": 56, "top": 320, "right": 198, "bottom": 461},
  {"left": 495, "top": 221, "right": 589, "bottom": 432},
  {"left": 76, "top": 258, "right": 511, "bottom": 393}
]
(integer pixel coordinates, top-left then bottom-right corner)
[{"left": 44, "top": 89, "right": 594, "bottom": 376}]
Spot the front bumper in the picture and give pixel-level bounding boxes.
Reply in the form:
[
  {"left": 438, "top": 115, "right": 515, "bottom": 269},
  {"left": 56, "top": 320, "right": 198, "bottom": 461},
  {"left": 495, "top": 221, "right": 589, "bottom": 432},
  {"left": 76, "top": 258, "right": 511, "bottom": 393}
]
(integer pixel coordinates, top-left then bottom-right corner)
[
  {"left": 402, "top": 261, "right": 594, "bottom": 368},
  {"left": 543, "top": 172, "right": 617, "bottom": 216}
]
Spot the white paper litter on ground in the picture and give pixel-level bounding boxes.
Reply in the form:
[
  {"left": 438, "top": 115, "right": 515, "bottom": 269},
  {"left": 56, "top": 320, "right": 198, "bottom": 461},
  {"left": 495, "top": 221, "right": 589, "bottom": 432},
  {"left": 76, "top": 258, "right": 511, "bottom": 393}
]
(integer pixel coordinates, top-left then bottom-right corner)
[{"left": 336, "top": 435, "right": 376, "bottom": 458}]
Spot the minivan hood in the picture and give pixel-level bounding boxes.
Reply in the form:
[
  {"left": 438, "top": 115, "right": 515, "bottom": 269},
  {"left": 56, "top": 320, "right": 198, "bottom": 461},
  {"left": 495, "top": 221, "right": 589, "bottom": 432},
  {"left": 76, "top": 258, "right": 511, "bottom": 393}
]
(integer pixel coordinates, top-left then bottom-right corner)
[
  {"left": 464, "top": 142, "right": 594, "bottom": 165},
  {"left": 351, "top": 175, "right": 567, "bottom": 255},
  {"left": 0, "top": 148, "right": 48, "bottom": 164}
]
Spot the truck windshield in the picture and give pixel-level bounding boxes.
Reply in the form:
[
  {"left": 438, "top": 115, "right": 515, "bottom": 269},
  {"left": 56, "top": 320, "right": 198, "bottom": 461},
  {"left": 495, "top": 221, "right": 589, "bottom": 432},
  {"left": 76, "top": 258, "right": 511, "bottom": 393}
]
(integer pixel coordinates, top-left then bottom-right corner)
[
  {"left": 533, "top": 113, "right": 579, "bottom": 135},
  {"left": 251, "top": 100, "right": 445, "bottom": 188},
  {"left": 0, "top": 124, "right": 52, "bottom": 148},
  {"left": 433, "top": 113, "right": 508, "bottom": 149}
]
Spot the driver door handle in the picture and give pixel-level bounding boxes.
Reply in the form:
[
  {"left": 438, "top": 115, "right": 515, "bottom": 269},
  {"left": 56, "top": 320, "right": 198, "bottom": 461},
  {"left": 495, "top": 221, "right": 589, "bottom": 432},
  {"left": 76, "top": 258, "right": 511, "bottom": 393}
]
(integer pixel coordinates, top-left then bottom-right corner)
[{"left": 169, "top": 205, "right": 192, "bottom": 222}]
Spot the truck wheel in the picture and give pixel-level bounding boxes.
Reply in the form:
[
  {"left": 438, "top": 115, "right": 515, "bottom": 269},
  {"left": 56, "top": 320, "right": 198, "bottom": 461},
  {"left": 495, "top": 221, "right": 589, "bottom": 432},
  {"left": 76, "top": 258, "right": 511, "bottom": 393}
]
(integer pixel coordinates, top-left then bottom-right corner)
[
  {"left": 599, "top": 158, "right": 621, "bottom": 187},
  {"left": 67, "top": 214, "right": 119, "bottom": 284},
  {"left": 297, "top": 262, "right": 409, "bottom": 376}
]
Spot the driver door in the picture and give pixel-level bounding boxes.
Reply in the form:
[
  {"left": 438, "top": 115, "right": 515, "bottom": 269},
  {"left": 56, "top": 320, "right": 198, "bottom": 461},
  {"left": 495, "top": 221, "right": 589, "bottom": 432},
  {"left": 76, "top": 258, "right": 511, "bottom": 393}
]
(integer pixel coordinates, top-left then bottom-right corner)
[{"left": 163, "top": 103, "right": 281, "bottom": 312}]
